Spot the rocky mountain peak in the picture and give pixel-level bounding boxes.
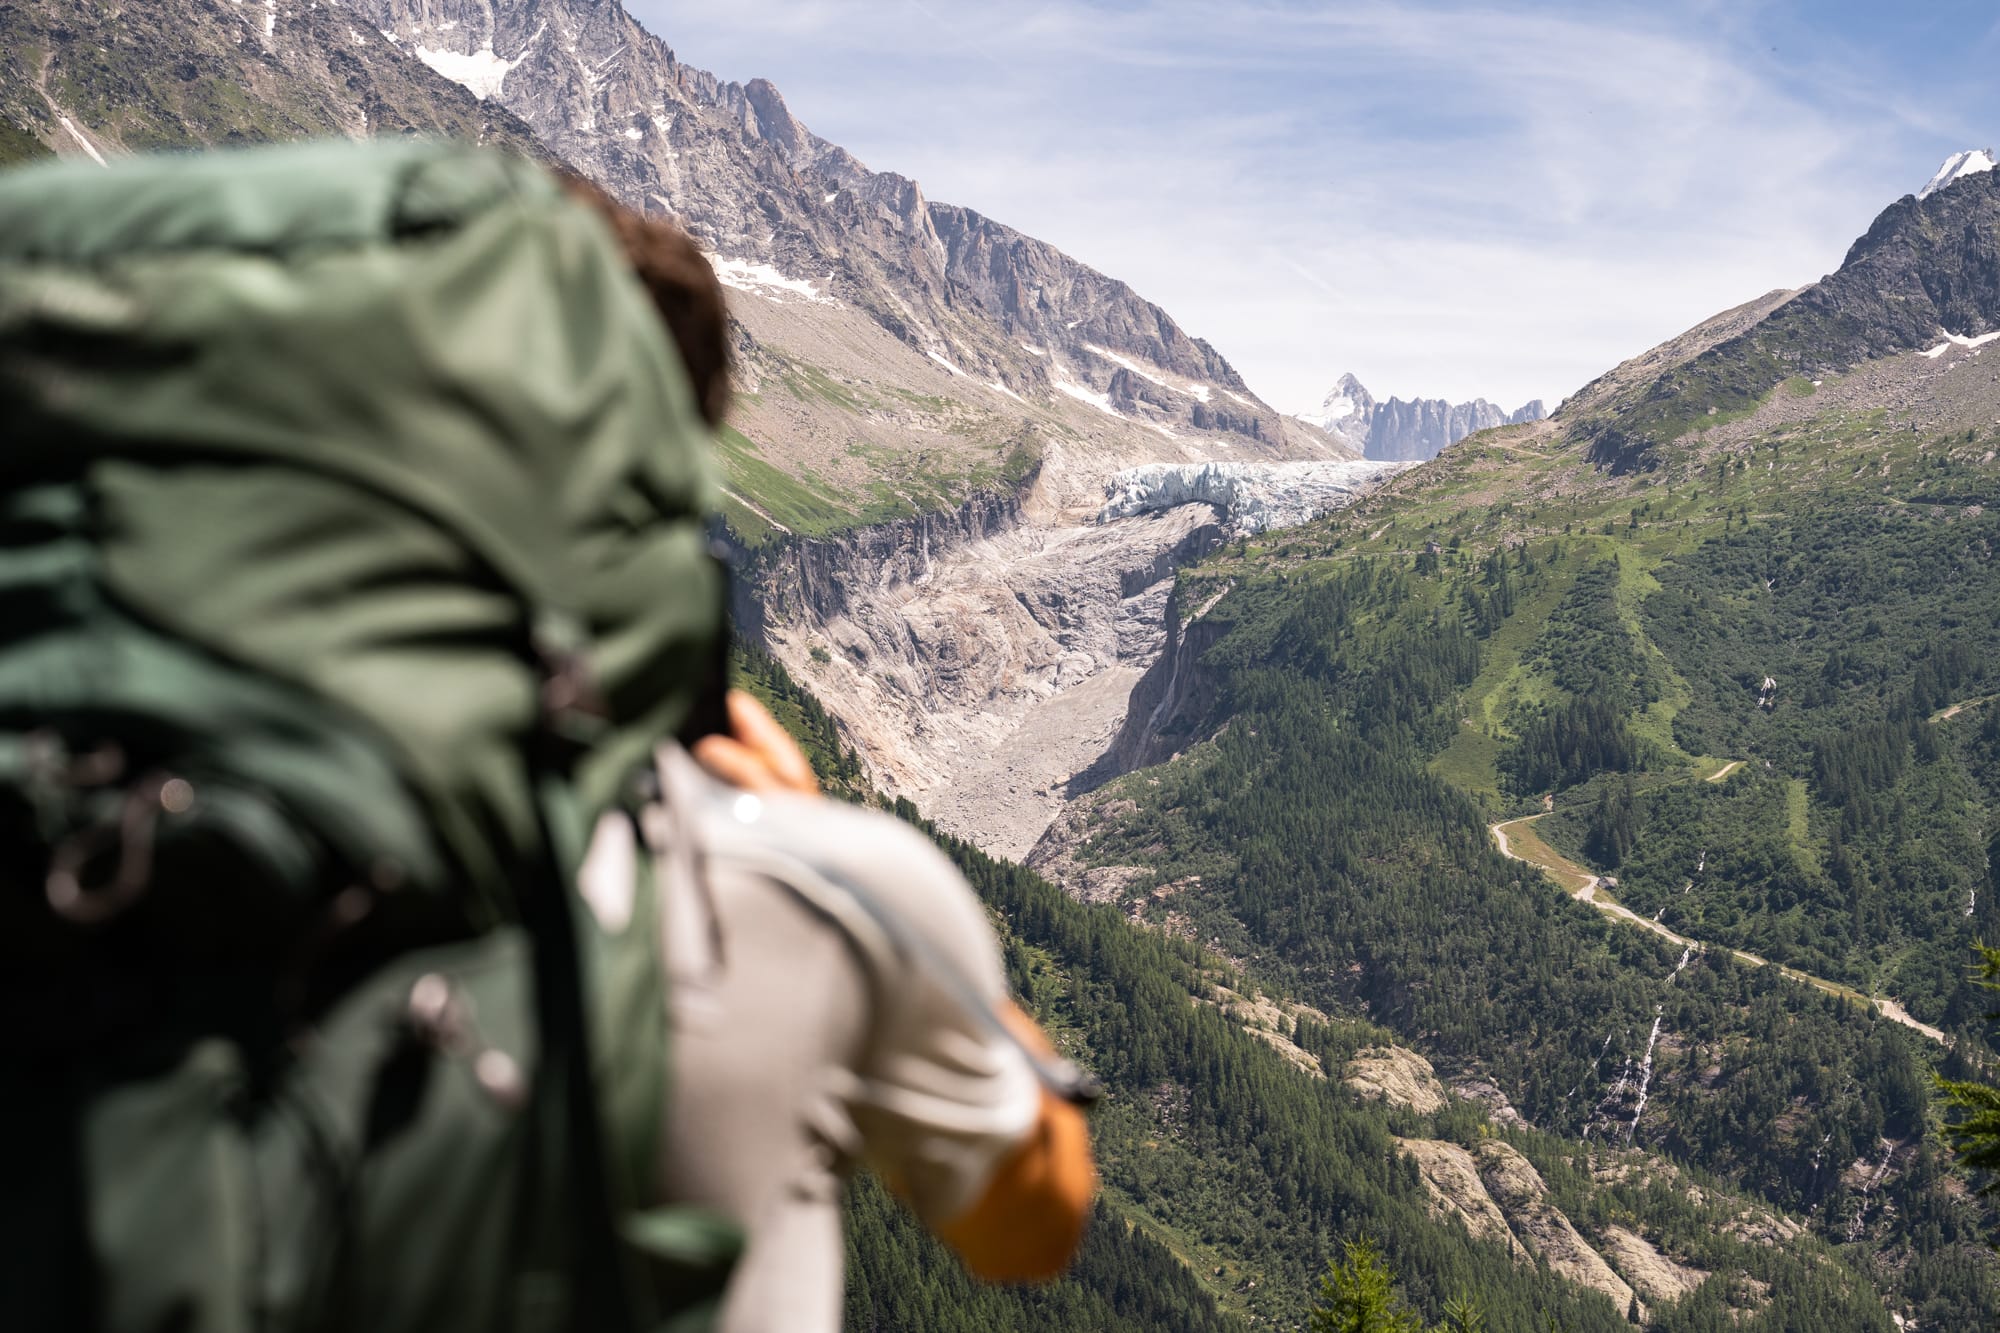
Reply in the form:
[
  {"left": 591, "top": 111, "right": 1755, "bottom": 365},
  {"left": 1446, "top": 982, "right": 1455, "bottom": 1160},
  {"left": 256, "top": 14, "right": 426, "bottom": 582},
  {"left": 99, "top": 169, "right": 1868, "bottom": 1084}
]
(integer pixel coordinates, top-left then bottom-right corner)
[
  {"left": 1573, "top": 156, "right": 2000, "bottom": 471},
  {"left": 344, "top": 0, "right": 1291, "bottom": 446},
  {"left": 1918, "top": 147, "right": 1996, "bottom": 200},
  {"left": 1300, "top": 373, "right": 1547, "bottom": 462}
]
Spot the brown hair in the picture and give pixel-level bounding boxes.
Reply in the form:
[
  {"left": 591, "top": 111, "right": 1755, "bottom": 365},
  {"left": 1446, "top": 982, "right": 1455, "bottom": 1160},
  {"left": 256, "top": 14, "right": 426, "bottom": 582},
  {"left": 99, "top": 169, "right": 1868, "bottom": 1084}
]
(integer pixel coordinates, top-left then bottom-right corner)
[{"left": 561, "top": 173, "right": 731, "bottom": 429}]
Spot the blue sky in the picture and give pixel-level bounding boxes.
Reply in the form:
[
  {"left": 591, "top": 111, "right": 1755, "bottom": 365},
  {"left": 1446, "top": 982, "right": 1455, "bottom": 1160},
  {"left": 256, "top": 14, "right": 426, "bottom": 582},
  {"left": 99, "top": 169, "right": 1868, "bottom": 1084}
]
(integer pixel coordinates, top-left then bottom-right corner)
[{"left": 634, "top": 1, "right": 2000, "bottom": 413}]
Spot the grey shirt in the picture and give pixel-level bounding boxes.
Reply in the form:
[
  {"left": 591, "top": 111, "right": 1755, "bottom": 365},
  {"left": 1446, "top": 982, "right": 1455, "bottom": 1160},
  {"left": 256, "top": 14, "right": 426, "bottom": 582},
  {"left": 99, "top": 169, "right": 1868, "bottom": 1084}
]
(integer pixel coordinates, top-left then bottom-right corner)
[{"left": 578, "top": 748, "right": 1041, "bottom": 1332}]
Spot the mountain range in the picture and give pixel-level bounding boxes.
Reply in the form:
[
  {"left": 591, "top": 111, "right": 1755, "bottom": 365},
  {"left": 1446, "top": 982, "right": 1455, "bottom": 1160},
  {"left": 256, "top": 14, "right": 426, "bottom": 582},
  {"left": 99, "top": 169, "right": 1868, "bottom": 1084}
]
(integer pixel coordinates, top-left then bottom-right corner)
[
  {"left": 5, "top": 3, "right": 2000, "bottom": 1327},
  {"left": 1302, "top": 372, "right": 1548, "bottom": 461}
]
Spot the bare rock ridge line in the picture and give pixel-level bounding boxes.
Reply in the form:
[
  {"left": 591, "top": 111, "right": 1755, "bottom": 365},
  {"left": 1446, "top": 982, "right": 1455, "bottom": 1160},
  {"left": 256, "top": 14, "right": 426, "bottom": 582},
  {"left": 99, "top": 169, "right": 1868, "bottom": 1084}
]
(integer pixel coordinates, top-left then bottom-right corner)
[
  {"left": 350, "top": 0, "right": 1327, "bottom": 450},
  {"left": 1300, "top": 372, "right": 1548, "bottom": 462},
  {"left": 1490, "top": 811, "right": 1946, "bottom": 1044}
]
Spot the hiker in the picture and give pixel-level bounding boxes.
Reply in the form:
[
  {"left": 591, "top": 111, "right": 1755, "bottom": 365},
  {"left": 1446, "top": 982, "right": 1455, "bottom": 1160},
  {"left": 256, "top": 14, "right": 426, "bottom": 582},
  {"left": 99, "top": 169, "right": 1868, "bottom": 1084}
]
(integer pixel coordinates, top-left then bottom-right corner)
[
  {"left": 0, "top": 138, "right": 1090, "bottom": 1333},
  {"left": 564, "top": 179, "right": 1099, "bottom": 1329}
]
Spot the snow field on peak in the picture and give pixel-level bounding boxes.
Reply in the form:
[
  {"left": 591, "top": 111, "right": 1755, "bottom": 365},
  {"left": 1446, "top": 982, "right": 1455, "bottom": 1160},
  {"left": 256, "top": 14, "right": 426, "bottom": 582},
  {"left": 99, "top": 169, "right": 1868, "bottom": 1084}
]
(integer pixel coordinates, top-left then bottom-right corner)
[{"left": 1918, "top": 148, "right": 1997, "bottom": 200}]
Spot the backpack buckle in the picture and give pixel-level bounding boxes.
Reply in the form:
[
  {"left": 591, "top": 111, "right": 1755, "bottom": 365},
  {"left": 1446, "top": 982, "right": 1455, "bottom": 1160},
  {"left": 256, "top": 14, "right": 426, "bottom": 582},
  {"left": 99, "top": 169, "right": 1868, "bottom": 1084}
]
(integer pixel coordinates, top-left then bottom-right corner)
[
  {"left": 45, "top": 772, "right": 192, "bottom": 926},
  {"left": 532, "top": 613, "right": 608, "bottom": 749}
]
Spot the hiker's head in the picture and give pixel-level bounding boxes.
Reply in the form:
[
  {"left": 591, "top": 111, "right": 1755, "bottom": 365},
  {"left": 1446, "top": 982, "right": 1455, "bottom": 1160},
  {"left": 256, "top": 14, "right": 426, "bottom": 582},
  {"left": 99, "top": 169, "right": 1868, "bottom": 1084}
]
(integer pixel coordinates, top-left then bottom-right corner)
[{"left": 562, "top": 174, "right": 731, "bottom": 430}]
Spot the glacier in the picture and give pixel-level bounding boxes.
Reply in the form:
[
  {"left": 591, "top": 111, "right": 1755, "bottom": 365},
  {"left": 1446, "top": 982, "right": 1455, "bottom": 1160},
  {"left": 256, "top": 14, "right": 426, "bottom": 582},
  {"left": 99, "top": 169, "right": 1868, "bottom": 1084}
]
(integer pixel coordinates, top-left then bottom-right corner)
[{"left": 1097, "top": 459, "right": 1410, "bottom": 535}]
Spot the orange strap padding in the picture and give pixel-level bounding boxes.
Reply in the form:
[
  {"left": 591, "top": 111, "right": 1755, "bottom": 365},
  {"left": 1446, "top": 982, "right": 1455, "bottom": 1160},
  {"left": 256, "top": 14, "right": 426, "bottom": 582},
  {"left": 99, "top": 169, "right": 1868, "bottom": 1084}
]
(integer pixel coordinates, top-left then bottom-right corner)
[{"left": 934, "top": 1004, "right": 1099, "bottom": 1282}]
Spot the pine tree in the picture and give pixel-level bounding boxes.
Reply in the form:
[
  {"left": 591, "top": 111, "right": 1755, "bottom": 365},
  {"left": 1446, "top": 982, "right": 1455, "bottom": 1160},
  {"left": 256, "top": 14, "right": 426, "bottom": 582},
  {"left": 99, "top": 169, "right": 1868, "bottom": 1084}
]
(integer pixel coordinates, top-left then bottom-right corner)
[
  {"left": 1309, "top": 1238, "right": 1424, "bottom": 1333},
  {"left": 1439, "top": 1293, "right": 1489, "bottom": 1333},
  {"left": 1937, "top": 942, "right": 2000, "bottom": 1227}
]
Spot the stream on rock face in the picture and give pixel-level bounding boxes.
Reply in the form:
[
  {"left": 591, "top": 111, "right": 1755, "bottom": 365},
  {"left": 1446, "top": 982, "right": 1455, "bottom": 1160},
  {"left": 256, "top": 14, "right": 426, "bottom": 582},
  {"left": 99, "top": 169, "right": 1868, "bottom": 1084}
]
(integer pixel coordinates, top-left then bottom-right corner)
[{"left": 739, "top": 458, "right": 1397, "bottom": 859}]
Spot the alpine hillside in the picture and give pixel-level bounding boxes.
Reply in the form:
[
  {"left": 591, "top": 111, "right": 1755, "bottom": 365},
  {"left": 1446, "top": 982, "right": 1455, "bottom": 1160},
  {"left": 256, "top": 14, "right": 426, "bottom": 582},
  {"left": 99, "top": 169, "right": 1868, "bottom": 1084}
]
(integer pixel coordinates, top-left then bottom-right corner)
[{"left": 1028, "top": 153, "right": 2000, "bottom": 1328}]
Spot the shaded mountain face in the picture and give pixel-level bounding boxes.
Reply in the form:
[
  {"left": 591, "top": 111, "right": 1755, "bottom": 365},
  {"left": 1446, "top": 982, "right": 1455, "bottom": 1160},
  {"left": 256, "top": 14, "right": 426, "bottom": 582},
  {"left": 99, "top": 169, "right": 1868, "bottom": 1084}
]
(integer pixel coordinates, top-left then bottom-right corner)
[
  {"left": 1569, "top": 152, "right": 2000, "bottom": 473},
  {"left": 1302, "top": 373, "right": 1546, "bottom": 461}
]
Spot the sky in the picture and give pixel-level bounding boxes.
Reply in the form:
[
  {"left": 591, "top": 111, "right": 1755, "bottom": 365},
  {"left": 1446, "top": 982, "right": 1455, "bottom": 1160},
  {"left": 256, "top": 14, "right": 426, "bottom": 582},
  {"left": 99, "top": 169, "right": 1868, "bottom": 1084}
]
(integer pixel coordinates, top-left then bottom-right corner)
[{"left": 632, "top": 1, "right": 2000, "bottom": 414}]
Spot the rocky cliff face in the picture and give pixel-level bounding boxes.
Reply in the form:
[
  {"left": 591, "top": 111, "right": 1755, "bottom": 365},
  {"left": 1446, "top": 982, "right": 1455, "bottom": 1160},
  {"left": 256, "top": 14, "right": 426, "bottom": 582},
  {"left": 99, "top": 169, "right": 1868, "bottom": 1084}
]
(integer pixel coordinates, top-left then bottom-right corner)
[
  {"left": 332, "top": 0, "right": 1302, "bottom": 451},
  {"left": 751, "top": 483, "right": 1230, "bottom": 858},
  {"left": 1301, "top": 373, "right": 1547, "bottom": 461}
]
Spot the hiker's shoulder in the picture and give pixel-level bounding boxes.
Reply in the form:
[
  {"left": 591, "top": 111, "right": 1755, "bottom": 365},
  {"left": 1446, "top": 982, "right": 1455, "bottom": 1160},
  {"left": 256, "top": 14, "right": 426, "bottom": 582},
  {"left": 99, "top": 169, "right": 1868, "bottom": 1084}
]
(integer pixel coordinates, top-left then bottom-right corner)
[{"left": 757, "top": 795, "right": 993, "bottom": 945}]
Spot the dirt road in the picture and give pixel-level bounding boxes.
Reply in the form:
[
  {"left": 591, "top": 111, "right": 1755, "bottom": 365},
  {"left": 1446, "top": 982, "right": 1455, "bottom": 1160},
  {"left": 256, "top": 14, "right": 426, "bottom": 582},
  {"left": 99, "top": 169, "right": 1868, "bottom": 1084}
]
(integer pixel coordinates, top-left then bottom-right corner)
[{"left": 1490, "top": 812, "right": 1946, "bottom": 1044}]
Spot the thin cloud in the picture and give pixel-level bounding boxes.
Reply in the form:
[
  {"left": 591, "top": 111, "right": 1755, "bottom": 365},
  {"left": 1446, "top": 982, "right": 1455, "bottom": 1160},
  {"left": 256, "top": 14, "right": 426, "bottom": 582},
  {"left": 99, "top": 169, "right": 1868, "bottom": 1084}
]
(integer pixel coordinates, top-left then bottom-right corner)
[{"left": 637, "top": 0, "right": 1997, "bottom": 409}]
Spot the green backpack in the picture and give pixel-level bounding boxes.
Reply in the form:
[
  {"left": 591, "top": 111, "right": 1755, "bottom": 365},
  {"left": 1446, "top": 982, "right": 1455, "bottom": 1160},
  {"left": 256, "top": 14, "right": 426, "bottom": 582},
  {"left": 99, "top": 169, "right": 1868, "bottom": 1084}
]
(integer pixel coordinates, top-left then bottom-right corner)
[{"left": 0, "top": 140, "right": 733, "bottom": 1331}]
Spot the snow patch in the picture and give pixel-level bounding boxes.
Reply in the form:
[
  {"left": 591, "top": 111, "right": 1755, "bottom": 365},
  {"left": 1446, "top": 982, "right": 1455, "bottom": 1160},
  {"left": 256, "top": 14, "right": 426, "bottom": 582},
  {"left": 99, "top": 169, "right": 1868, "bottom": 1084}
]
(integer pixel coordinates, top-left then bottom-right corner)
[
  {"left": 1084, "top": 343, "right": 1213, "bottom": 402},
  {"left": 709, "top": 257, "right": 839, "bottom": 307},
  {"left": 1919, "top": 148, "right": 1997, "bottom": 200},
  {"left": 624, "top": 126, "right": 643, "bottom": 141},
  {"left": 1099, "top": 459, "right": 1407, "bottom": 535},
  {"left": 57, "top": 116, "right": 106, "bottom": 169},
  {"left": 823, "top": 191, "right": 838, "bottom": 203},
  {"left": 1920, "top": 329, "right": 2000, "bottom": 358},
  {"left": 1053, "top": 378, "right": 1121, "bottom": 418},
  {"left": 263, "top": 0, "right": 276, "bottom": 39},
  {"left": 986, "top": 380, "right": 1024, "bottom": 403},
  {"left": 415, "top": 42, "right": 521, "bottom": 101},
  {"left": 926, "top": 350, "right": 967, "bottom": 377},
  {"left": 1018, "top": 342, "right": 1047, "bottom": 357}
]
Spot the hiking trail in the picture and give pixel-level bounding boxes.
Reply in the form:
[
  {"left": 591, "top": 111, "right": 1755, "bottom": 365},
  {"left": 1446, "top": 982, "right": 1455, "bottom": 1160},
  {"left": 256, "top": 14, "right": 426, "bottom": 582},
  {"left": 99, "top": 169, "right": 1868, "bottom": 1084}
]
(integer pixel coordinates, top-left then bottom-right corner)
[{"left": 1490, "top": 810, "right": 1946, "bottom": 1044}]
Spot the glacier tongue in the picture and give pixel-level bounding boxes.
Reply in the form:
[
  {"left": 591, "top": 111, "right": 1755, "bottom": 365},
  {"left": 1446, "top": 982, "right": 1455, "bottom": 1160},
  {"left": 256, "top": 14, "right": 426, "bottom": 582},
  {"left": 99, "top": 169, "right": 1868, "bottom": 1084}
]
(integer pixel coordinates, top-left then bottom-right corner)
[
  {"left": 1098, "top": 459, "right": 1409, "bottom": 535},
  {"left": 1918, "top": 148, "right": 1997, "bottom": 200}
]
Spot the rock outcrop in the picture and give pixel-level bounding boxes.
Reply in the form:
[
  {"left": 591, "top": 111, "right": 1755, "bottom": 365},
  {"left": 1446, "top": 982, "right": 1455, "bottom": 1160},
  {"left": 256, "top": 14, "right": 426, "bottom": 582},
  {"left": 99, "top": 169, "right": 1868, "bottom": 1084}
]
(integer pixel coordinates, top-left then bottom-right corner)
[
  {"left": 1344, "top": 1046, "right": 1450, "bottom": 1115},
  {"left": 1599, "top": 1226, "right": 1707, "bottom": 1305},
  {"left": 1472, "top": 1140, "right": 1642, "bottom": 1318},
  {"left": 1397, "top": 1138, "right": 1531, "bottom": 1261},
  {"left": 1391, "top": 1128, "right": 1723, "bottom": 1319}
]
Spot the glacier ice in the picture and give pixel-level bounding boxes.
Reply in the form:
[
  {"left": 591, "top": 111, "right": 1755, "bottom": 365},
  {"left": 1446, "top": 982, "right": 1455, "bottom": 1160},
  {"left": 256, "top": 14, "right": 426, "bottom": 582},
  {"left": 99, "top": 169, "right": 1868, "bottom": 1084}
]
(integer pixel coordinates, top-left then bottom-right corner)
[{"left": 1097, "top": 459, "right": 1408, "bottom": 535}]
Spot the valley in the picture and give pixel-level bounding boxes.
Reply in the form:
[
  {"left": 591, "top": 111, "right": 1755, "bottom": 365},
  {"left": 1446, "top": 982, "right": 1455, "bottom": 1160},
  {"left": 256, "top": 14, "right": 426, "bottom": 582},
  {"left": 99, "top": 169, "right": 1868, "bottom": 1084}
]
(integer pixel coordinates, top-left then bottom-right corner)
[{"left": 8, "top": 0, "right": 2000, "bottom": 1327}]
